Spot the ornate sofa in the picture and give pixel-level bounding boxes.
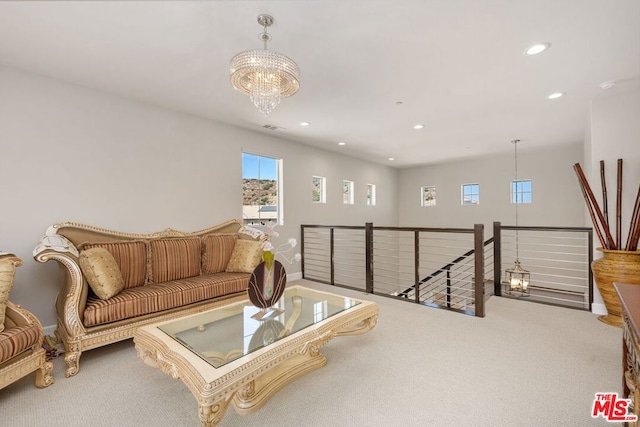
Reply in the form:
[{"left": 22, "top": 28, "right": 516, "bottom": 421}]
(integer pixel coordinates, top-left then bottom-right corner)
[
  {"left": 33, "top": 219, "right": 265, "bottom": 378},
  {"left": 0, "top": 254, "right": 54, "bottom": 389}
]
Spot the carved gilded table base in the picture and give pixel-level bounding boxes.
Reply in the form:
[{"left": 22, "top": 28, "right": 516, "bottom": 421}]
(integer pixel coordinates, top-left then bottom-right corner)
[{"left": 134, "top": 287, "right": 378, "bottom": 427}]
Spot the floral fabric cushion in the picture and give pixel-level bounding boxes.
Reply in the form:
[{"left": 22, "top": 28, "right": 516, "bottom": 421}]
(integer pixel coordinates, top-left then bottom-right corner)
[
  {"left": 225, "top": 240, "right": 264, "bottom": 273},
  {"left": 78, "top": 248, "right": 125, "bottom": 300},
  {"left": 202, "top": 234, "right": 238, "bottom": 274}
]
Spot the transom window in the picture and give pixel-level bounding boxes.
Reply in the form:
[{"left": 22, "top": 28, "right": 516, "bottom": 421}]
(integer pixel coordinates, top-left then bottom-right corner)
[
  {"left": 242, "top": 153, "right": 281, "bottom": 225},
  {"left": 312, "top": 176, "right": 326, "bottom": 203},
  {"left": 421, "top": 186, "right": 436, "bottom": 206},
  {"left": 343, "top": 180, "right": 354, "bottom": 205},
  {"left": 462, "top": 183, "right": 480, "bottom": 205},
  {"left": 512, "top": 180, "right": 532, "bottom": 204},
  {"left": 366, "top": 184, "right": 376, "bottom": 206}
]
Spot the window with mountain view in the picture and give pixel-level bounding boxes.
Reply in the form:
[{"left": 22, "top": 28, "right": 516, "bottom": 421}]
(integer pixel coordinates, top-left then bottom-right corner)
[{"left": 242, "top": 153, "right": 281, "bottom": 225}]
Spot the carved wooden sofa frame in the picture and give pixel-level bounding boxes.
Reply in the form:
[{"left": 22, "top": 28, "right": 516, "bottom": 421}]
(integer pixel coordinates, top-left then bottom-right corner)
[{"left": 33, "top": 219, "right": 261, "bottom": 378}]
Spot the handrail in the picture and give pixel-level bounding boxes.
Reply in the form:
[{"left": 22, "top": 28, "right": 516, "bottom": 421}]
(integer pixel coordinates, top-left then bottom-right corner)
[{"left": 398, "top": 237, "right": 494, "bottom": 298}]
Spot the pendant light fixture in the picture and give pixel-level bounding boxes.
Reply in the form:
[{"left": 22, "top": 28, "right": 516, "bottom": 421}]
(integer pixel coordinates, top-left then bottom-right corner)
[{"left": 504, "top": 139, "right": 531, "bottom": 296}]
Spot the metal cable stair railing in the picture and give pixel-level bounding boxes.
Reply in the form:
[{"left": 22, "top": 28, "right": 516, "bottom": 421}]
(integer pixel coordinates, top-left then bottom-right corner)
[
  {"left": 398, "top": 237, "right": 494, "bottom": 307},
  {"left": 302, "top": 223, "right": 488, "bottom": 317},
  {"left": 301, "top": 222, "right": 593, "bottom": 317}
]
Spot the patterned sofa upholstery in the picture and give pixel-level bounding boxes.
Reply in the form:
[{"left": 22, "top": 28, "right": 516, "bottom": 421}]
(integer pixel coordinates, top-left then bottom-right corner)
[
  {"left": 0, "top": 254, "right": 54, "bottom": 389},
  {"left": 33, "top": 219, "right": 265, "bottom": 378}
]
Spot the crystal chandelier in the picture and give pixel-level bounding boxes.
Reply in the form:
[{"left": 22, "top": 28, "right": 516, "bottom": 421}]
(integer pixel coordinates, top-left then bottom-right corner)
[
  {"left": 504, "top": 139, "right": 531, "bottom": 297},
  {"left": 230, "top": 14, "right": 300, "bottom": 116}
]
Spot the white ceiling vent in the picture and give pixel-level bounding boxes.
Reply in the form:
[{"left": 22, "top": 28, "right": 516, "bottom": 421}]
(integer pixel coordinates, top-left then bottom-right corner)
[{"left": 262, "top": 124, "right": 285, "bottom": 131}]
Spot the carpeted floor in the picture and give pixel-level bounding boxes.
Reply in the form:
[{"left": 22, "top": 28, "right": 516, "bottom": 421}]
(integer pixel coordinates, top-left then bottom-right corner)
[{"left": 0, "top": 279, "right": 622, "bottom": 426}]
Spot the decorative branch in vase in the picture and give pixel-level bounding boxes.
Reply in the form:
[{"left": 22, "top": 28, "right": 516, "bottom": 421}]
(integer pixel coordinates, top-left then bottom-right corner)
[
  {"left": 573, "top": 160, "right": 640, "bottom": 327},
  {"left": 246, "top": 222, "right": 301, "bottom": 320}
]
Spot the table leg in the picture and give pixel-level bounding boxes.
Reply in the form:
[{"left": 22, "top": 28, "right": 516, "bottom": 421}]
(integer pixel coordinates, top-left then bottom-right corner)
[
  {"left": 232, "top": 350, "right": 327, "bottom": 414},
  {"left": 624, "top": 334, "right": 630, "bottom": 397},
  {"left": 199, "top": 399, "right": 231, "bottom": 427},
  {"left": 335, "top": 314, "right": 378, "bottom": 336}
]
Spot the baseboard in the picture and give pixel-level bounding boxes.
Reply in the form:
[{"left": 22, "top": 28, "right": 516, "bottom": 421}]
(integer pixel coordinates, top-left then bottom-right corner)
[
  {"left": 591, "top": 303, "right": 607, "bottom": 316},
  {"left": 43, "top": 324, "right": 57, "bottom": 338},
  {"left": 287, "top": 272, "right": 303, "bottom": 281}
]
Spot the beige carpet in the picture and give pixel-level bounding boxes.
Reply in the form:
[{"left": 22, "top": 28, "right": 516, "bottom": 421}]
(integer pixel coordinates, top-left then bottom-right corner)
[{"left": 0, "top": 279, "right": 622, "bottom": 426}]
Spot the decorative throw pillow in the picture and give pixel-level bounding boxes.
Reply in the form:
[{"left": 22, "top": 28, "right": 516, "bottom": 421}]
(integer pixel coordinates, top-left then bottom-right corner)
[
  {"left": 79, "top": 240, "right": 148, "bottom": 289},
  {"left": 225, "top": 240, "right": 264, "bottom": 273},
  {"left": 78, "top": 248, "right": 125, "bottom": 300},
  {"left": 0, "top": 254, "right": 22, "bottom": 333},
  {"left": 202, "top": 233, "right": 239, "bottom": 274}
]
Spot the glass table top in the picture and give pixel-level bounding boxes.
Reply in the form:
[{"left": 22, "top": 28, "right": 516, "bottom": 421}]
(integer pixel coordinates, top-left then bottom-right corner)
[{"left": 158, "top": 286, "right": 361, "bottom": 368}]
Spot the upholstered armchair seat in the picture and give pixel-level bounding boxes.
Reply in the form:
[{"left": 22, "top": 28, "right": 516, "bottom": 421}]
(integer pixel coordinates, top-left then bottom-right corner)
[
  {"left": 0, "top": 254, "right": 53, "bottom": 390},
  {"left": 0, "top": 302, "right": 54, "bottom": 389}
]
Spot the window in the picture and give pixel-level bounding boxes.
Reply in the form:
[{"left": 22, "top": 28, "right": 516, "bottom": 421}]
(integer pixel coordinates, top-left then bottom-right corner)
[
  {"left": 421, "top": 186, "right": 436, "bottom": 206},
  {"left": 462, "top": 183, "right": 480, "bottom": 205},
  {"left": 312, "top": 176, "right": 326, "bottom": 203},
  {"left": 242, "top": 153, "right": 281, "bottom": 225},
  {"left": 512, "top": 180, "right": 532, "bottom": 204},
  {"left": 343, "top": 180, "right": 354, "bottom": 205},
  {"left": 366, "top": 184, "right": 376, "bottom": 206}
]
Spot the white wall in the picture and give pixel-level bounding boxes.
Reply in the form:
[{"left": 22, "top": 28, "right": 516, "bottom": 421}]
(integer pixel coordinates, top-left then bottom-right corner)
[
  {"left": 397, "top": 143, "right": 586, "bottom": 233},
  {"left": 588, "top": 89, "right": 640, "bottom": 247},
  {"left": 586, "top": 88, "right": 640, "bottom": 314},
  {"left": 0, "top": 65, "right": 398, "bottom": 328}
]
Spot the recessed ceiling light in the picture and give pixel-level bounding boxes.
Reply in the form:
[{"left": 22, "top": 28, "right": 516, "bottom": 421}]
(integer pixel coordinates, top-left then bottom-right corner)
[
  {"left": 525, "top": 42, "right": 551, "bottom": 55},
  {"left": 388, "top": 157, "right": 395, "bottom": 161},
  {"left": 300, "top": 122, "right": 310, "bottom": 126},
  {"left": 413, "top": 124, "right": 424, "bottom": 130},
  {"left": 547, "top": 92, "right": 564, "bottom": 99},
  {"left": 338, "top": 141, "right": 346, "bottom": 146}
]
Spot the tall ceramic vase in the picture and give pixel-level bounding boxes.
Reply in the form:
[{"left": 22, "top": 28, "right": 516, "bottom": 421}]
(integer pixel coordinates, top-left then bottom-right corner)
[{"left": 591, "top": 248, "right": 640, "bottom": 327}]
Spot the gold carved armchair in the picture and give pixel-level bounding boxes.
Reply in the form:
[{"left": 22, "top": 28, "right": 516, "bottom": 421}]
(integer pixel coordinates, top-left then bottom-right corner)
[{"left": 0, "top": 254, "right": 54, "bottom": 389}]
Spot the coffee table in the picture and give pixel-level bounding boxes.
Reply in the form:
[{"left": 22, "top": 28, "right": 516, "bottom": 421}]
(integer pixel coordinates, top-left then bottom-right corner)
[{"left": 133, "top": 285, "right": 378, "bottom": 426}]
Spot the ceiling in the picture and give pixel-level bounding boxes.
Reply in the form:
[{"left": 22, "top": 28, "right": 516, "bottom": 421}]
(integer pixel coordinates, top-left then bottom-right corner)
[{"left": 0, "top": 1, "right": 638, "bottom": 167}]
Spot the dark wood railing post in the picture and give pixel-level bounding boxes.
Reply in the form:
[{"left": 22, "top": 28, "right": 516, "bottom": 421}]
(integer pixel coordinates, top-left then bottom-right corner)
[
  {"left": 330, "top": 227, "right": 335, "bottom": 285},
  {"left": 414, "top": 230, "right": 420, "bottom": 303},
  {"left": 493, "top": 221, "right": 502, "bottom": 296},
  {"left": 474, "top": 223, "right": 485, "bottom": 317},
  {"left": 365, "top": 222, "right": 373, "bottom": 294}
]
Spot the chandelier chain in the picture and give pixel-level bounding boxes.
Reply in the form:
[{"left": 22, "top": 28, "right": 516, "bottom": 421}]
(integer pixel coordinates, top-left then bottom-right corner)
[{"left": 261, "top": 21, "right": 269, "bottom": 49}]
